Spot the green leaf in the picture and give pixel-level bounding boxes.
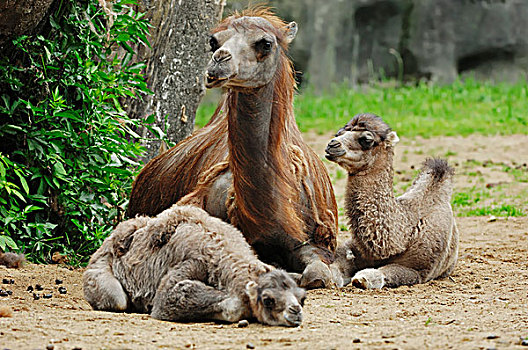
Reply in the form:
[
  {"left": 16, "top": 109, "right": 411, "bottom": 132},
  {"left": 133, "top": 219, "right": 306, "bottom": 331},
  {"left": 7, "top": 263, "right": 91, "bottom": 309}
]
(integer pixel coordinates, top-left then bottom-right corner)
[
  {"left": 53, "top": 162, "right": 67, "bottom": 177},
  {"left": 17, "top": 173, "right": 29, "bottom": 194}
]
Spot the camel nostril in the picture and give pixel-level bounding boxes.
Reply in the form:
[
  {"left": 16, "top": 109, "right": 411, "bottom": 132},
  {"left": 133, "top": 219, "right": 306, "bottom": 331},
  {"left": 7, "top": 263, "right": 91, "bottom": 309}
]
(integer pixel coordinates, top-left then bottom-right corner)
[
  {"left": 327, "top": 139, "right": 341, "bottom": 148},
  {"left": 288, "top": 304, "right": 301, "bottom": 314},
  {"left": 213, "top": 50, "right": 232, "bottom": 63}
]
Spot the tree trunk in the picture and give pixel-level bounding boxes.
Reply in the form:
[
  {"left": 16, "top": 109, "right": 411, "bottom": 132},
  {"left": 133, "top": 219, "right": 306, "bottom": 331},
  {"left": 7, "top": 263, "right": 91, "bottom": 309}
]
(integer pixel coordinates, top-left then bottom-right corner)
[
  {"left": 127, "top": 0, "right": 226, "bottom": 160},
  {"left": 0, "top": 0, "right": 55, "bottom": 46}
]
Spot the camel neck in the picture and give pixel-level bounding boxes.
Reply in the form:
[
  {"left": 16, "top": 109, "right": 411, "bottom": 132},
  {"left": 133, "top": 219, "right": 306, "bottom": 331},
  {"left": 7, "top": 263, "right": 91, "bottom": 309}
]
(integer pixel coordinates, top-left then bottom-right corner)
[
  {"left": 344, "top": 154, "right": 410, "bottom": 260},
  {"left": 228, "top": 83, "right": 275, "bottom": 165},
  {"left": 225, "top": 79, "right": 298, "bottom": 241}
]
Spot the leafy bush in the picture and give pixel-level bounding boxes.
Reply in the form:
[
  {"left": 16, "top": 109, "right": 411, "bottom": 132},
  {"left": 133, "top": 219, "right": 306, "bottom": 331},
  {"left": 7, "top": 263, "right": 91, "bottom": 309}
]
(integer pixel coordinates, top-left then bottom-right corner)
[{"left": 0, "top": 0, "right": 157, "bottom": 264}]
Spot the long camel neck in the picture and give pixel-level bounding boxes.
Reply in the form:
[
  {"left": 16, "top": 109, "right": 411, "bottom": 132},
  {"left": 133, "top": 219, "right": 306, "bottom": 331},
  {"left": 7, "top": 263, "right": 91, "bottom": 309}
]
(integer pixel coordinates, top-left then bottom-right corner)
[
  {"left": 227, "top": 82, "right": 282, "bottom": 194},
  {"left": 225, "top": 80, "right": 299, "bottom": 240},
  {"left": 344, "top": 153, "right": 411, "bottom": 259}
]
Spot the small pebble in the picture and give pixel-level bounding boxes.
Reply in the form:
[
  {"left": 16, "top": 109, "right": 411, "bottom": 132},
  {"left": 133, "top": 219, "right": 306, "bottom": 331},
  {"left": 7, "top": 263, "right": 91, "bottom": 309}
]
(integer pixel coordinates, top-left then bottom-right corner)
[
  {"left": 2, "top": 279, "right": 10, "bottom": 284},
  {"left": 27, "top": 286, "right": 33, "bottom": 292},
  {"left": 475, "top": 284, "right": 482, "bottom": 289},
  {"left": 43, "top": 293, "right": 53, "bottom": 299},
  {"left": 238, "top": 319, "right": 249, "bottom": 328},
  {"left": 521, "top": 338, "right": 528, "bottom": 346},
  {"left": 35, "top": 284, "right": 44, "bottom": 291},
  {"left": 46, "top": 344, "right": 55, "bottom": 350},
  {"left": 246, "top": 343, "right": 255, "bottom": 349},
  {"left": 33, "top": 293, "right": 40, "bottom": 300},
  {"left": 0, "top": 290, "right": 8, "bottom": 297},
  {"left": 487, "top": 334, "right": 499, "bottom": 339},
  {"left": 55, "top": 279, "right": 63, "bottom": 285},
  {"left": 58, "top": 287, "right": 67, "bottom": 294},
  {"left": 352, "top": 338, "right": 361, "bottom": 343},
  {"left": 6, "top": 290, "right": 12, "bottom": 295}
]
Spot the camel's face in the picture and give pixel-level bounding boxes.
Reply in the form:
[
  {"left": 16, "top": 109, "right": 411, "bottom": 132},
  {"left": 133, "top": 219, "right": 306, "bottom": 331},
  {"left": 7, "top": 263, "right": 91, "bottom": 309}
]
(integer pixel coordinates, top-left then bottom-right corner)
[
  {"left": 325, "top": 114, "right": 398, "bottom": 174},
  {"left": 246, "top": 270, "right": 306, "bottom": 327},
  {"left": 206, "top": 17, "right": 297, "bottom": 90}
]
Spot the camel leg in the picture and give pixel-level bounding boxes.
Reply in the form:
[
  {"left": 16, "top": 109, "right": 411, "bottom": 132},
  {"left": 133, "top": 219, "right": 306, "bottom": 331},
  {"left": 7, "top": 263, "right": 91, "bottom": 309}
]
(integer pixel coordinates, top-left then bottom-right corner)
[
  {"left": 151, "top": 262, "right": 245, "bottom": 322},
  {"left": 296, "top": 245, "right": 334, "bottom": 289},
  {"left": 351, "top": 264, "right": 421, "bottom": 289}
]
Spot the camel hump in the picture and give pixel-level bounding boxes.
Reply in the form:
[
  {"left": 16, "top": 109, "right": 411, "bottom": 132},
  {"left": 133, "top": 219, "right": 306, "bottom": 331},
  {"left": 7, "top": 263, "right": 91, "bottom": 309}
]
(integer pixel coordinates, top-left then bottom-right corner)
[{"left": 422, "top": 158, "right": 454, "bottom": 184}]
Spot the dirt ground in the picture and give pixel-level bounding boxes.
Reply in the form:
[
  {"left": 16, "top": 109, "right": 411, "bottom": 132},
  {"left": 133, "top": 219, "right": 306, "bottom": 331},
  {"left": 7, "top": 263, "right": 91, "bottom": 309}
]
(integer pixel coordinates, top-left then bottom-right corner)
[{"left": 1, "top": 134, "right": 527, "bottom": 350}]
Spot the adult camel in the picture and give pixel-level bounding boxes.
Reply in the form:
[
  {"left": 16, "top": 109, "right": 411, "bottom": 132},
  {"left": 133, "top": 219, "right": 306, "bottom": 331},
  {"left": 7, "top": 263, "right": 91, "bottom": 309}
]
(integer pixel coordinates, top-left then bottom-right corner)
[{"left": 127, "top": 7, "right": 338, "bottom": 288}]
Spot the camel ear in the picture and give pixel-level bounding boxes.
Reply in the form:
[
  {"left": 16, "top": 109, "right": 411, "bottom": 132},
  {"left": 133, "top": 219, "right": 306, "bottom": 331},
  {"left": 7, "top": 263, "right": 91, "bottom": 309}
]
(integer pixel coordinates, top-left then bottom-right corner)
[
  {"left": 245, "top": 281, "right": 259, "bottom": 301},
  {"left": 387, "top": 131, "right": 399, "bottom": 147},
  {"left": 283, "top": 22, "right": 298, "bottom": 44}
]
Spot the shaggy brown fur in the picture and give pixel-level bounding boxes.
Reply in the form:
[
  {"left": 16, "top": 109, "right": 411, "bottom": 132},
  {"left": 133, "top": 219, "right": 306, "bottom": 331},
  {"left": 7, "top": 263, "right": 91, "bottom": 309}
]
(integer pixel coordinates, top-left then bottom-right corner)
[
  {"left": 83, "top": 205, "right": 306, "bottom": 326},
  {"left": 0, "top": 252, "right": 25, "bottom": 268},
  {"left": 127, "top": 7, "right": 338, "bottom": 288},
  {"left": 326, "top": 113, "right": 459, "bottom": 289}
]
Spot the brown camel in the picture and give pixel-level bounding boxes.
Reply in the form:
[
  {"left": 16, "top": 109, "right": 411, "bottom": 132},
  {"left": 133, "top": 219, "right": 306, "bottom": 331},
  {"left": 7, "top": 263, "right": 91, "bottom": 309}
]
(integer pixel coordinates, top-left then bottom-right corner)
[
  {"left": 126, "top": 8, "right": 338, "bottom": 288},
  {"left": 83, "top": 205, "right": 306, "bottom": 326},
  {"left": 325, "top": 113, "right": 459, "bottom": 289}
]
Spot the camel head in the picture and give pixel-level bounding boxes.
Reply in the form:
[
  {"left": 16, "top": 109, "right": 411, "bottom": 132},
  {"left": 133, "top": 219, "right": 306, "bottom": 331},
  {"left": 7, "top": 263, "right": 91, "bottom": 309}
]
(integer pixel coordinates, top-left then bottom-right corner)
[
  {"left": 325, "top": 113, "right": 399, "bottom": 174},
  {"left": 206, "top": 8, "right": 297, "bottom": 90},
  {"left": 245, "top": 269, "right": 306, "bottom": 327}
]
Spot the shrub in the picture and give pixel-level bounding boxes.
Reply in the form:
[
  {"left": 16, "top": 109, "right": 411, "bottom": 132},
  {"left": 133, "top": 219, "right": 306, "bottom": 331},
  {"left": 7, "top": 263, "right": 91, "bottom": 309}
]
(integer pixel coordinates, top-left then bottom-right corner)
[{"left": 0, "top": 0, "right": 158, "bottom": 264}]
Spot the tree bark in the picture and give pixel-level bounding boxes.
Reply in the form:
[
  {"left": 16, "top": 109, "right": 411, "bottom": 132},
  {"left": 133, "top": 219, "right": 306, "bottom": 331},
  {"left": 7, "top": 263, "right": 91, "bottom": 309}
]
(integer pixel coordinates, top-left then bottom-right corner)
[
  {"left": 127, "top": 0, "right": 226, "bottom": 160},
  {"left": 0, "top": 0, "right": 55, "bottom": 46}
]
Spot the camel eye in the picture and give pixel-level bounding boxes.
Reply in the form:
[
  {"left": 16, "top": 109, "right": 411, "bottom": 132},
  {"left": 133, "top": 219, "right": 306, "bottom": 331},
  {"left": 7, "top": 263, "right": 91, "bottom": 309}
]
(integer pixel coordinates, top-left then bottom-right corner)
[
  {"left": 262, "top": 296, "right": 275, "bottom": 309},
  {"left": 209, "top": 36, "right": 219, "bottom": 52},
  {"left": 358, "top": 134, "right": 375, "bottom": 150},
  {"left": 256, "top": 39, "right": 273, "bottom": 53}
]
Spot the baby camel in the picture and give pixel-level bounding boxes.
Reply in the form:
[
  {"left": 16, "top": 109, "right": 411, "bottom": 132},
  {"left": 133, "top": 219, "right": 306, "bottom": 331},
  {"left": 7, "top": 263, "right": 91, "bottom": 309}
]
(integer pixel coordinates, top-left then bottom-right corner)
[
  {"left": 325, "top": 113, "right": 459, "bottom": 289},
  {"left": 83, "top": 205, "right": 305, "bottom": 326}
]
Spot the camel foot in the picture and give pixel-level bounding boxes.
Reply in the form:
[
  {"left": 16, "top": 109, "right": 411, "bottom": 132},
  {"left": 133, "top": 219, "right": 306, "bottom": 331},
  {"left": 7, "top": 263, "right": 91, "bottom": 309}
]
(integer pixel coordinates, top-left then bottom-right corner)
[
  {"left": 217, "top": 296, "right": 244, "bottom": 322},
  {"left": 351, "top": 269, "right": 385, "bottom": 289},
  {"left": 299, "top": 261, "right": 333, "bottom": 289}
]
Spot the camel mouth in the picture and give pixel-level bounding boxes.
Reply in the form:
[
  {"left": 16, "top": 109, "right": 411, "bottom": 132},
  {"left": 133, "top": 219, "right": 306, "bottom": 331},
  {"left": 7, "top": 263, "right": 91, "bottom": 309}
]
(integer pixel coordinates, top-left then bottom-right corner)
[
  {"left": 283, "top": 313, "right": 303, "bottom": 327},
  {"left": 206, "top": 76, "right": 229, "bottom": 89},
  {"left": 325, "top": 148, "right": 346, "bottom": 161}
]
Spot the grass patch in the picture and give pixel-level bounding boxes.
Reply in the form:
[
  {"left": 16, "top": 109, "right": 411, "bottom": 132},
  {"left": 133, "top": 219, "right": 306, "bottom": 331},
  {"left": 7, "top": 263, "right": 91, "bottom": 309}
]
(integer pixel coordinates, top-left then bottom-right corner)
[
  {"left": 453, "top": 187, "right": 526, "bottom": 217},
  {"left": 196, "top": 79, "right": 528, "bottom": 137}
]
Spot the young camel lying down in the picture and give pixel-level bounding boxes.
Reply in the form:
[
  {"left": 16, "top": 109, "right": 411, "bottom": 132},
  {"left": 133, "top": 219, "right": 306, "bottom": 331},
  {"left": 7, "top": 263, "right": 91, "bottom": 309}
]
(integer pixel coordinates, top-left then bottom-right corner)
[
  {"left": 83, "top": 205, "right": 305, "bottom": 326},
  {"left": 325, "top": 113, "right": 459, "bottom": 289}
]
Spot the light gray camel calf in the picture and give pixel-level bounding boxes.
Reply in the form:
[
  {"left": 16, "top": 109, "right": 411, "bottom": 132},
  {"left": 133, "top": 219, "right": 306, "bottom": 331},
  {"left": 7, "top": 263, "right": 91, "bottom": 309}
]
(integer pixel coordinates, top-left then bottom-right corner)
[
  {"left": 83, "top": 205, "right": 305, "bottom": 326},
  {"left": 325, "top": 113, "right": 459, "bottom": 289}
]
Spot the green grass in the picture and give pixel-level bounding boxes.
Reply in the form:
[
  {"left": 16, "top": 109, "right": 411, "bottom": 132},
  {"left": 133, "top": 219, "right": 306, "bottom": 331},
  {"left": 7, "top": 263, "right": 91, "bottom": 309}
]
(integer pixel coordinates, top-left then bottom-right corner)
[
  {"left": 452, "top": 186, "right": 527, "bottom": 217},
  {"left": 196, "top": 79, "right": 528, "bottom": 137}
]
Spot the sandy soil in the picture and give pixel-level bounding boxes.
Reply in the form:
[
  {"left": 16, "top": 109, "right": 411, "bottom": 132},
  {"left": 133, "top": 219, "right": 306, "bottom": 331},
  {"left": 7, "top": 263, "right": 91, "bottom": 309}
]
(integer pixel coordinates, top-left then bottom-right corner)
[{"left": 1, "top": 134, "right": 527, "bottom": 350}]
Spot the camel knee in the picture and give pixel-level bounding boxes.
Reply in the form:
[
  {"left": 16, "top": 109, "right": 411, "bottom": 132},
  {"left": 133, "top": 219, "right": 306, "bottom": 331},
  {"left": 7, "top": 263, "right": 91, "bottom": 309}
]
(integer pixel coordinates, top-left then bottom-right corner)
[
  {"left": 83, "top": 269, "right": 128, "bottom": 311},
  {"left": 299, "top": 260, "right": 333, "bottom": 289}
]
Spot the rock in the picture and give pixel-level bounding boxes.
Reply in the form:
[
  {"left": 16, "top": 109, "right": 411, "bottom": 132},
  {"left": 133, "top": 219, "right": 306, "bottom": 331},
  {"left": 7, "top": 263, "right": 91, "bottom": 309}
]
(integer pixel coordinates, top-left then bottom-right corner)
[
  {"left": 58, "top": 287, "right": 67, "bottom": 294},
  {"left": 246, "top": 342, "right": 255, "bottom": 349},
  {"left": 486, "top": 334, "right": 499, "bottom": 339},
  {"left": 353, "top": 338, "right": 361, "bottom": 343},
  {"left": 55, "top": 279, "right": 63, "bottom": 285},
  {"left": 238, "top": 320, "right": 249, "bottom": 328},
  {"left": 46, "top": 344, "right": 55, "bottom": 350},
  {"left": 229, "top": 0, "right": 528, "bottom": 87}
]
